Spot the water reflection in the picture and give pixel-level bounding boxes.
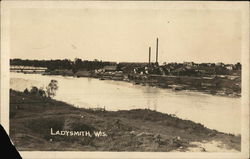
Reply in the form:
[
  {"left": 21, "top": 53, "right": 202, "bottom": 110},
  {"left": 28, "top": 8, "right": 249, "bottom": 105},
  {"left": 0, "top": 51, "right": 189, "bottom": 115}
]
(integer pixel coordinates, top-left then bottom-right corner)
[{"left": 142, "top": 86, "right": 159, "bottom": 110}]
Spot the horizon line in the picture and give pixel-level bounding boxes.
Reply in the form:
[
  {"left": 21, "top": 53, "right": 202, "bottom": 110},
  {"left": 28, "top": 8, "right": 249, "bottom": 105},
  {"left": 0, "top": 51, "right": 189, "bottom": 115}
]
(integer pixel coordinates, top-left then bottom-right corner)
[{"left": 10, "top": 58, "right": 241, "bottom": 65}]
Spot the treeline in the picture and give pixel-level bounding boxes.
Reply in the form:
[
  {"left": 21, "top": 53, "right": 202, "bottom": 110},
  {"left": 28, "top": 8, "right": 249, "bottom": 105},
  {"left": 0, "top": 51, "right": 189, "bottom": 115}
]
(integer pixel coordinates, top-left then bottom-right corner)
[{"left": 10, "top": 58, "right": 116, "bottom": 72}]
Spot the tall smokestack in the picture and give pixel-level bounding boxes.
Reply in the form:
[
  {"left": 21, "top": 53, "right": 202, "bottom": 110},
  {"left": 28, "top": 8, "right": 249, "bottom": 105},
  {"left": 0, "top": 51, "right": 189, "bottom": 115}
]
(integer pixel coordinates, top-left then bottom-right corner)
[
  {"left": 149, "top": 47, "right": 151, "bottom": 65},
  {"left": 156, "top": 38, "right": 159, "bottom": 64}
]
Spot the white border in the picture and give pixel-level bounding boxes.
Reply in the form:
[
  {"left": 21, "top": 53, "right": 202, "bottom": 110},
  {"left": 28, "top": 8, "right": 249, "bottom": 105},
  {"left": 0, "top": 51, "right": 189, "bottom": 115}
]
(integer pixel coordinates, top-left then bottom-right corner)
[{"left": 1, "top": 1, "right": 249, "bottom": 159}]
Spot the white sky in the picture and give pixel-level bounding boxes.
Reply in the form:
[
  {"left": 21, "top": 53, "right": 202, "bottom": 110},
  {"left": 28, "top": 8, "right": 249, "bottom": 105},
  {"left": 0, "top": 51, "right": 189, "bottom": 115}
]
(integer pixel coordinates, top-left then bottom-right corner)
[{"left": 10, "top": 5, "right": 241, "bottom": 64}]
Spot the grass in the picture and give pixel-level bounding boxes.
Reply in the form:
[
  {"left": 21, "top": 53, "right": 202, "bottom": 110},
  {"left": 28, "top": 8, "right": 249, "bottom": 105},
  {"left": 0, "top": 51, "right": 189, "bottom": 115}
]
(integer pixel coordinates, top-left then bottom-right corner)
[{"left": 9, "top": 90, "right": 240, "bottom": 151}]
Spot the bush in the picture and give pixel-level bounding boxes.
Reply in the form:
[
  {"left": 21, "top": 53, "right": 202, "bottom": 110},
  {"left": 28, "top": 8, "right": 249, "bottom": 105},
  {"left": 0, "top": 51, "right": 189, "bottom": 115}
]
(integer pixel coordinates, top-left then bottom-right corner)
[
  {"left": 24, "top": 88, "right": 29, "bottom": 94},
  {"left": 46, "top": 80, "right": 59, "bottom": 98},
  {"left": 23, "top": 87, "right": 47, "bottom": 97},
  {"left": 38, "top": 88, "right": 46, "bottom": 97},
  {"left": 30, "top": 86, "right": 39, "bottom": 95}
]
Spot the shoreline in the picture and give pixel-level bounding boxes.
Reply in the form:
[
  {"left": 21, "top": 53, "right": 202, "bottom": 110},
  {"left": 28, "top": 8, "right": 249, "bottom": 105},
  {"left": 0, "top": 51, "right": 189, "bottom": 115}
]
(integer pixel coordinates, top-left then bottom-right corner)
[
  {"left": 12, "top": 71, "right": 241, "bottom": 98},
  {"left": 10, "top": 90, "right": 240, "bottom": 151}
]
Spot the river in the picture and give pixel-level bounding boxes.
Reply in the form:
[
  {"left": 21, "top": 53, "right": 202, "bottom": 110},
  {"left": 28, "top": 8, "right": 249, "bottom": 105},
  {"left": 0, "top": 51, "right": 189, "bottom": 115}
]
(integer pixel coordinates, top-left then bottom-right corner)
[{"left": 10, "top": 72, "right": 241, "bottom": 135}]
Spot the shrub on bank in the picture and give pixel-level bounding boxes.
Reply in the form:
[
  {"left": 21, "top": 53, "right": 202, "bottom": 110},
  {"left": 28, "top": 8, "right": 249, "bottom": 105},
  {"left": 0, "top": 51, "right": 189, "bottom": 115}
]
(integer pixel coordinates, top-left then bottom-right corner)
[{"left": 22, "top": 79, "right": 58, "bottom": 98}]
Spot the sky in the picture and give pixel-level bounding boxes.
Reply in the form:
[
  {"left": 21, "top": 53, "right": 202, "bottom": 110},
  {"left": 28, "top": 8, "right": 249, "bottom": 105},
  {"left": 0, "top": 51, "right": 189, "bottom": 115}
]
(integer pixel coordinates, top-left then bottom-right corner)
[{"left": 10, "top": 5, "right": 241, "bottom": 64}]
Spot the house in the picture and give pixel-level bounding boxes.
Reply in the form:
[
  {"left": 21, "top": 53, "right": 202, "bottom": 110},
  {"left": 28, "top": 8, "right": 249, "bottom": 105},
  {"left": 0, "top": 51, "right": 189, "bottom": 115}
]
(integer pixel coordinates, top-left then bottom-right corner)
[
  {"left": 10, "top": 65, "right": 47, "bottom": 73},
  {"left": 103, "top": 65, "right": 117, "bottom": 72},
  {"left": 183, "top": 62, "right": 194, "bottom": 67},
  {"left": 225, "top": 64, "right": 234, "bottom": 70},
  {"left": 207, "top": 63, "right": 215, "bottom": 67},
  {"left": 112, "top": 72, "right": 124, "bottom": 80},
  {"left": 75, "top": 70, "right": 91, "bottom": 77},
  {"left": 171, "top": 67, "right": 187, "bottom": 76},
  {"left": 53, "top": 69, "right": 74, "bottom": 76},
  {"left": 216, "top": 62, "right": 225, "bottom": 67}
]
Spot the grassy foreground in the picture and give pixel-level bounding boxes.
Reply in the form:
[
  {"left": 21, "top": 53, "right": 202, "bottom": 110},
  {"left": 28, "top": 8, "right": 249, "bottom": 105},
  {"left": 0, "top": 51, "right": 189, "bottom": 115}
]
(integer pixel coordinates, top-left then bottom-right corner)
[{"left": 10, "top": 90, "right": 240, "bottom": 152}]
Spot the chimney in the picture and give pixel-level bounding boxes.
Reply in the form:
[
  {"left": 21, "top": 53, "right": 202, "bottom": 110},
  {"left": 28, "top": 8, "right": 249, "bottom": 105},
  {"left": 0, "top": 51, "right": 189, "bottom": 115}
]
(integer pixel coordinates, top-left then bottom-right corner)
[
  {"left": 156, "top": 38, "right": 159, "bottom": 64},
  {"left": 149, "top": 46, "right": 151, "bottom": 65}
]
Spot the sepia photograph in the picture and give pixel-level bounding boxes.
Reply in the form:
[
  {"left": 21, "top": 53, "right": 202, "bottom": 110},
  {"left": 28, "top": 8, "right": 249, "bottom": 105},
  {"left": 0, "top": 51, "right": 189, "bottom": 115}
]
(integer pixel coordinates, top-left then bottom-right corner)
[{"left": 1, "top": 1, "right": 249, "bottom": 159}]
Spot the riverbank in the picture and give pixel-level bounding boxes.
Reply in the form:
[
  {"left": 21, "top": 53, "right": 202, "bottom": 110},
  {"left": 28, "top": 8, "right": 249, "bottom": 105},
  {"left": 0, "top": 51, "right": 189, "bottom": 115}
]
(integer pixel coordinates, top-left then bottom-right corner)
[
  {"left": 10, "top": 90, "right": 240, "bottom": 151},
  {"left": 41, "top": 70, "right": 241, "bottom": 98}
]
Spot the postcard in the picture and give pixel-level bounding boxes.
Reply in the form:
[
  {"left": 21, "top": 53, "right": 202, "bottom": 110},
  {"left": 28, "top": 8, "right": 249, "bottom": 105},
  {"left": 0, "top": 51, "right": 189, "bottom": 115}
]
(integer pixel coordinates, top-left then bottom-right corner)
[{"left": 1, "top": 1, "right": 249, "bottom": 159}]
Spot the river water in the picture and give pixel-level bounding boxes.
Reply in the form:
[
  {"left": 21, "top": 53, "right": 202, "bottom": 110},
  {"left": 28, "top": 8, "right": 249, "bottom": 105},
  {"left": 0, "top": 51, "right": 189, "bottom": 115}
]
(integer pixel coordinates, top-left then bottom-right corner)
[{"left": 10, "top": 72, "right": 241, "bottom": 134}]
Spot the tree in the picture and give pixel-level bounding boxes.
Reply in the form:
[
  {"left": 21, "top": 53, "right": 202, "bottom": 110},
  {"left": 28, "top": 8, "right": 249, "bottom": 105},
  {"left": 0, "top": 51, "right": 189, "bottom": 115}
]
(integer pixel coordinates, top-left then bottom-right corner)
[
  {"left": 23, "top": 88, "right": 29, "bottom": 94},
  {"left": 235, "top": 62, "right": 241, "bottom": 70},
  {"left": 38, "top": 88, "right": 46, "bottom": 97},
  {"left": 30, "top": 86, "right": 39, "bottom": 95},
  {"left": 46, "top": 80, "right": 58, "bottom": 98},
  {"left": 74, "top": 58, "right": 83, "bottom": 71}
]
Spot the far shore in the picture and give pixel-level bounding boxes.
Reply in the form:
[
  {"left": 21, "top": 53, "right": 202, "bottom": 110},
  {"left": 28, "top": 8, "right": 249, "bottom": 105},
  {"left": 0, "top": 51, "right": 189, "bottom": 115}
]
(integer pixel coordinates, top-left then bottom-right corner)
[
  {"left": 10, "top": 90, "right": 240, "bottom": 152},
  {"left": 11, "top": 70, "right": 241, "bottom": 98}
]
